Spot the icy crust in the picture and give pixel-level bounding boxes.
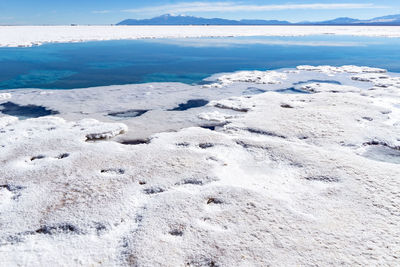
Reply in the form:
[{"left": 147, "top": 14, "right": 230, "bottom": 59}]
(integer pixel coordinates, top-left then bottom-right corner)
[
  {"left": 1, "top": 66, "right": 400, "bottom": 266},
  {"left": 301, "top": 83, "right": 361, "bottom": 93},
  {"left": 80, "top": 119, "right": 128, "bottom": 140},
  {"left": 0, "top": 93, "right": 11, "bottom": 100},
  {"left": 203, "top": 70, "right": 287, "bottom": 88},
  {"left": 197, "top": 111, "right": 235, "bottom": 123},
  {"left": 1, "top": 26, "right": 400, "bottom": 47},
  {"left": 352, "top": 73, "right": 400, "bottom": 89},
  {"left": 297, "top": 65, "right": 387, "bottom": 75},
  {"left": 209, "top": 97, "right": 255, "bottom": 113},
  {"left": 0, "top": 117, "right": 127, "bottom": 143}
]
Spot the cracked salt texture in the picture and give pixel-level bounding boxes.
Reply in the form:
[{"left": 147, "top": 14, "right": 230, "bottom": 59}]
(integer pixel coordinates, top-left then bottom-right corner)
[{"left": 0, "top": 65, "right": 400, "bottom": 265}]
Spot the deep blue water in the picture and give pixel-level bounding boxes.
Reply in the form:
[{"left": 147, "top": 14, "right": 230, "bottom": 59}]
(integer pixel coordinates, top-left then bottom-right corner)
[{"left": 0, "top": 35, "right": 400, "bottom": 90}]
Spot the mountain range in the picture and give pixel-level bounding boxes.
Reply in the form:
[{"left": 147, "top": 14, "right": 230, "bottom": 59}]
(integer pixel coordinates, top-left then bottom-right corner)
[{"left": 118, "top": 14, "right": 400, "bottom": 26}]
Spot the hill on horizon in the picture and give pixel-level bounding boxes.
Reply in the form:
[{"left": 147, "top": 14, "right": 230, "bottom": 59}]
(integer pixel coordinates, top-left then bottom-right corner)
[{"left": 117, "top": 14, "right": 400, "bottom": 26}]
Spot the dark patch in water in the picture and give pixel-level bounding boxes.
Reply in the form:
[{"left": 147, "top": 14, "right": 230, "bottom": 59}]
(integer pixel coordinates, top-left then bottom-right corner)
[
  {"left": 93, "top": 222, "right": 107, "bottom": 235},
  {"left": 135, "top": 214, "right": 144, "bottom": 223},
  {"left": 180, "top": 179, "right": 204, "bottom": 185},
  {"left": 101, "top": 168, "right": 125, "bottom": 175},
  {"left": 199, "top": 143, "right": 214, "bottom": 149},
  {"left": 34, "top": 223, "right": 81, "bottom": 235},
  {"left": 2, "top": 222, "right": 106, "bottom": 245},
  {"left": 293, "top": 79, "right": 342, "bottom": 86},
  {"left": 214, "top": 103, "right": 249, "bottom": 112},
  {"left": 0, "top": 184, "right": 24, "bottom": 200},
  {"left": 242, "top": 87, "right": 266, "bottom": 95},
  {"left": 3, "top": 234, "right": 25, "bottom": 245},
  {"left": 168, "top": 99, "right": 209, "bottom": 111},
  {"left": 200, "top": 123, "right": 227, "bottom": 131},
  {"left": 57, "top": 153, "right": 70, "bottom": 159},
  {"left": 276, "top": 87, "right": 309, "bottom": 94},
  {"left": 108, "top": 109, "right": 148, "bottom": 118},
  {"left": 31, "top": 155, "right": 46, "bottom": 161},
  {"left": 0, "top": 184, "right": 23, "bottom": 191},
  {"left": 143, "top": 187, "right": 165, "bottom": 195},
  {"left": 246, "top": 128, "right": 286, "bottom": 139},
  {"left": 362, "top": 140, "right": 400, "bottom": 164},
  {"left": 207, "top": 197, "right": 224, "bottom": 204},
  {"left": 0, "top": 102, "right": 59, "bottom": 119},
  {"left": 363, "top": 140, "right": 400, "bottom": 151},
  {"left": 176, "top": 142, "right": 190, "bottom": 147},
  {"left": 362, "top": 116, "right": 374, "bottom": 121},
  {"left": 235, "top": 140, "right": 253, "bottom": 149},
  {"left": 281, "top": 103, "right": 294, "bottom": 108},
  {"left": 188, "top": 258, "right": 220, "bottom": 267},
  {"left": 196, "top": 80, "right": 214, "bottom": 86},
  {"left": 304, "top": 175, "right": 340, "bottom": 183},
  {"left": 119, "top": 139, "right": 150, "bottom": 145},
  {"left": 169, "top": 229, "right": 184, "bottom": 236},
  {"left": 177, "top": 176, "right": 217, "bottom": 186}
]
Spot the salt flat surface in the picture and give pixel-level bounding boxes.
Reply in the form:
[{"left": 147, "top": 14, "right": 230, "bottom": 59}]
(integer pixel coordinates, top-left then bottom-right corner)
[
  {"left": 1, "top": 25, "right": 400, "bottom": 47},
  {"left": 0, "top": 66, "right": 400, "bottom": 266}
]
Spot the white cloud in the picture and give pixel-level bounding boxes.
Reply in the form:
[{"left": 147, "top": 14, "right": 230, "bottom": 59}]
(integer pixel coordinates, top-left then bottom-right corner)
[{"left": 122, "top": 2, "right": 386, "bottom": 14}]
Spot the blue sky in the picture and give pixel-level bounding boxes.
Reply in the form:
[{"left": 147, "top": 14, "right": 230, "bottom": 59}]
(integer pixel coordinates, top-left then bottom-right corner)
[{"left": 1, "top": 0, "right": 400, "bottom": 25}]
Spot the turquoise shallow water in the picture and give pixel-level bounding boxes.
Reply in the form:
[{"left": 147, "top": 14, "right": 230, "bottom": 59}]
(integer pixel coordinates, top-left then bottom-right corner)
[{"left": 0, "top": 35, "right": 400, "bottom": 90}]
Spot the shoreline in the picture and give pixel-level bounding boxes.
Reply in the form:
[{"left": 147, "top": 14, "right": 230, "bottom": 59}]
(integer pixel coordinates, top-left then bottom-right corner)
[
  {"left": 1, "top": 66, "right": 400, "bottom": 92},
  {"left": 0, "top": 65, "right": 396, "bottom": 139},
  {"left": 1, "top": 25, "right": 400, "bottom": 47}
]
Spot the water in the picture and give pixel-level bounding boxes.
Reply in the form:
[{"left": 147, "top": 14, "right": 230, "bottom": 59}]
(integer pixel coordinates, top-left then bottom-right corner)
[
  {"left": 108, "top": 109, "right": 149, "bottom": 118},
  {"left": 0, "top": 35, "right": 400, "bottom": 90},
  {"left": 168, "top": 99, "right": 210, "bottom": 111},
  {"left": 0, "top": 102, "right": 59, "bottom": 119}
]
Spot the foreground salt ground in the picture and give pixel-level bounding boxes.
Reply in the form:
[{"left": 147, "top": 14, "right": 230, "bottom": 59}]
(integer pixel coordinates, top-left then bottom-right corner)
[
  {"left": 1, "top": 66, "right": 400, "bottom": 266},
  {"left": 1, "top": 25, "right": 400, "bottom": 47}
]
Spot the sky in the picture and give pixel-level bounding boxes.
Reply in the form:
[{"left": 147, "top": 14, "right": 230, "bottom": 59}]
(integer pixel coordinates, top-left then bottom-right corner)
[{"left": 1, "top": 0, "right": 400, "bottom": 25}]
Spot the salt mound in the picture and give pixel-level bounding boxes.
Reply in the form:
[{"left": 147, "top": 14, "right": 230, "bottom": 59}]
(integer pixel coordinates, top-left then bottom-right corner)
[
  {"left": 209, "top": 97, "right": 254, "bottom": 112},
  {"left": 79, "top": 119, "right": 128, "bottom": 140},
  {"left": 198, "top": 111, "right": 234, "bottom": 123},
  {"left": 297, "top": 65, "right": 387, "bottom": 75},
  {"left": 0, "top": 93, "right": 11, "bottom": 100},
  {"left": 301, "top": 83, "right": 361, "bottom": 93},
  {"left": 204, "top": 70, "right": 286, "bottom": 88}
]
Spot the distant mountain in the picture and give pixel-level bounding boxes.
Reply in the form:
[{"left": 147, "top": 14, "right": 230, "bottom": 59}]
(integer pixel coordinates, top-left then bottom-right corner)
[
  {"left": 117, "top": 14, "right": 400, "bottom": 26},
  {"left": 372, "top": 14, "right": 400, "bottom": 21},
  {"left": 314, "top": 15, "right": 400, "bottom": 25},
  {"left": 240, "top": 19, "right": 290, "bottom": 25},
  {"left": 310, "top": 17, "right": 361, "bottom": 25},
  {"left": 363, "top": 14, "right": 400, "bottom": 24},
  {"left": 117, "top": 14, "right": 290, "bottom": 25}
]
